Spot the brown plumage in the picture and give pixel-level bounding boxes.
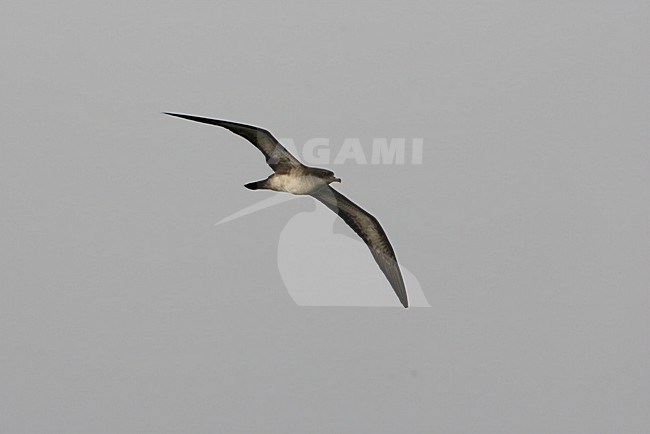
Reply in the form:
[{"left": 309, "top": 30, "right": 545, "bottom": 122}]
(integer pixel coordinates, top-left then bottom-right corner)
[{"left": 165, "top": 112, "right": 409, "bottom": 308}]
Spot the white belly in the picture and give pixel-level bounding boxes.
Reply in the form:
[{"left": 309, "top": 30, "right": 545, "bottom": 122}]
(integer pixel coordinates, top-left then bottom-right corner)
[{"left": 268, "top": 174, "right": 326, "bottom": 195}]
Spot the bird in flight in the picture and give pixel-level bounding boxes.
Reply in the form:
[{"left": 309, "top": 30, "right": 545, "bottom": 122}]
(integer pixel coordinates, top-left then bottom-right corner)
[{"left": 165, "top": 113, "right": 409, "bottom": 308}]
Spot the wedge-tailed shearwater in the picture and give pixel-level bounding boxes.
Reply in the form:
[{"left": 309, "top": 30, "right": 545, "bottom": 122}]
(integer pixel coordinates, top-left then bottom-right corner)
[{"left": 165, "top": 113, "right": 409, "bottom": 308}]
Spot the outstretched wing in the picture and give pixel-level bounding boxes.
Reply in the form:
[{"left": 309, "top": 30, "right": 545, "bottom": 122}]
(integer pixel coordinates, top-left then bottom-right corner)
[
  {"left": 310, "top": 186, "right": 409, "bottom": 308},
  {"left": 165, "top": 112, "right": 302, "bottom": 172}
]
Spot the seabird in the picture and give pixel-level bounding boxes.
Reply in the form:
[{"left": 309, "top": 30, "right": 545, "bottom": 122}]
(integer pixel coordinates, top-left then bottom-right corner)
[{"left": 165, "top": 113, "right": 409, "bottom": 308}]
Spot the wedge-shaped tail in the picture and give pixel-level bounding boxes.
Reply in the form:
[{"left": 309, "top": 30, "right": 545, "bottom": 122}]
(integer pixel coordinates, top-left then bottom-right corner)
[{"left": 244, "top": 180, "right": 268, "bottom": 190}]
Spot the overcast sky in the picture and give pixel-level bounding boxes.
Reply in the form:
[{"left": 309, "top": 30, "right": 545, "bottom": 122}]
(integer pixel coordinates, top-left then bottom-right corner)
[{"left": 2, "top": 2, "right": 649, "bottom": 433}]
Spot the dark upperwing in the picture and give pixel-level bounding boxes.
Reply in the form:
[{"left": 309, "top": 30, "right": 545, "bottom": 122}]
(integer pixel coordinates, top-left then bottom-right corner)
[
  {"left": 310, "top": 185, "right": 409, "bottom": 308},
  {"left": 165, "top": 112, "right": 302, "bottom": 173}
]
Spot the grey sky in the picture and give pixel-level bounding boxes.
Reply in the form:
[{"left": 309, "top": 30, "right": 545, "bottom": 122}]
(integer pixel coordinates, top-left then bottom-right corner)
[{"left": 1, "top": 1, "right": 649, "bottom": 433}]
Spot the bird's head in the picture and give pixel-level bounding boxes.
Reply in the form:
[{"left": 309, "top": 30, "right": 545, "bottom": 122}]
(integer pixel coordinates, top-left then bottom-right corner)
[
  {"left": 312, "top": 168, "right": 341, "bottom": 184},
  {"left": 325, "top": 170, "right": 341, "bottom": 184}
]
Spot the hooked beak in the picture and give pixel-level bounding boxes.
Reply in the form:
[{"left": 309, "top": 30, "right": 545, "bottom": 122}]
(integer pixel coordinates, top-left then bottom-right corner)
[{"left": 333, "top": 177, "right": 342, "bottom": 183}]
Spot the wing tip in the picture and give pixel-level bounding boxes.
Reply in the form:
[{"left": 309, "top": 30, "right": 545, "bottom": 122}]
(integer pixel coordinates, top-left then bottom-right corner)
[{"left": 163, "top": 111, "right": 189, "bottom": 119}]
